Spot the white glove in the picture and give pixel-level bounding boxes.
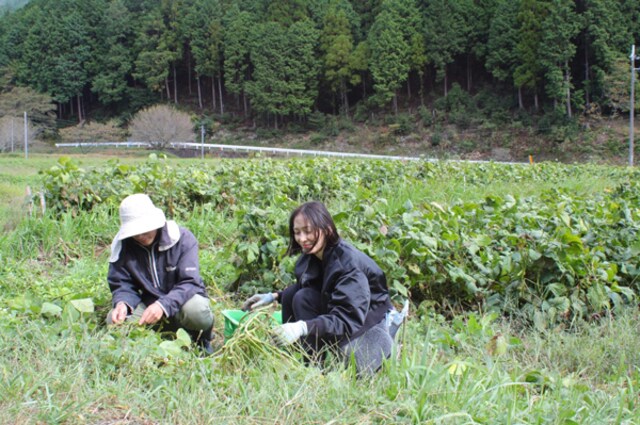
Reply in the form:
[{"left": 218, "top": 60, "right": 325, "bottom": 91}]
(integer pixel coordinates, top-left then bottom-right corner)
[{"left": 273, "top": 321, "right": 308, "bottom": 346}]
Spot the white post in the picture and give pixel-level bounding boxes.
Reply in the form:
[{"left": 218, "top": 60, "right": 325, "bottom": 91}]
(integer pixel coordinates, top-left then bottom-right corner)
[
  {"left": 200, "top": 124, "right": 205, "bottom": 159},
  {"left": 24, "top": 111, "right": 28, "bottom": 159}
]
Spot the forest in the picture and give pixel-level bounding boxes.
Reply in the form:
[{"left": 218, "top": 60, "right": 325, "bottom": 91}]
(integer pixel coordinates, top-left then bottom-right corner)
[{"left": 0, "top": 0, "right": 639, "bottom": 134}]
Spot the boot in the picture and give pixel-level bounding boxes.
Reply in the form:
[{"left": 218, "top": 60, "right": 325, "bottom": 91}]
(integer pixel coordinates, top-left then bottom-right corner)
[{"left": 193, "top": 325, "right": 214, "bottom": 356}]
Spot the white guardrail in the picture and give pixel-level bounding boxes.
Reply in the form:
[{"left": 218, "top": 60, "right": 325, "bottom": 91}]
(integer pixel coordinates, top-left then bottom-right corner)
[
  {"left": 55, "top": 141, "right": 426, "bottom": 161},
  {"left": 55, "top": 141, "right": 525, "bottom": 164}
]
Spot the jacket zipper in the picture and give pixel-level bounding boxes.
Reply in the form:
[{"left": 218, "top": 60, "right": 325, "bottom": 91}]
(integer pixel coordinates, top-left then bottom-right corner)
[{"left": 145, "top": 244, "right": 161, "bottom": 289}]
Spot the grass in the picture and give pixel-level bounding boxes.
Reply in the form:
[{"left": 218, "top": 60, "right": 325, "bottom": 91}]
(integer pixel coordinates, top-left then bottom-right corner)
[{"left": 1, "top": 153, "right": 640, "bottom": 423}]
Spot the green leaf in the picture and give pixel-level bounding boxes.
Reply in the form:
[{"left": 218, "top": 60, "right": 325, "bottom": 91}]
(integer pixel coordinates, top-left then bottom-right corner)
[
  {"left": 70, "top": 298, "right": 95, "bottom": 313},
  {"left": 176, "top": 328, "right": 192, "bottom": 346},
  {"left": 41, "top": 302, "right": 63, "bottom": 317},
  {"left": 159, "top": 340, "right": 184, "bottom": 357}
]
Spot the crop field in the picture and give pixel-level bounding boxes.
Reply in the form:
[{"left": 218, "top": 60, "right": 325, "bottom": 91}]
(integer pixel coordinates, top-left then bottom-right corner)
[{"left": 1, "top": 153, "right": 640, "bottom": 424}]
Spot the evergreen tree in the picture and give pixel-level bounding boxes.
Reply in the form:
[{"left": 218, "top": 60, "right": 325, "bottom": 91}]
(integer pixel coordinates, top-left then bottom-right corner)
[
  {"left": 514, "top": 0, "right": 547, "bottom": 111},
  {"left": 247, "top": 19, "right": 319, "bottom": 127},
  {"left": 539, "top": 0, "right": 580, "bottom": 117},
  {"left": 485, "top": 0, "right": 521, "bottom": 87},
  {"left": 224, "top": 5, "right": 256, "bottom": 116},
  {"left": 19, "top": 0, "right": 92, "bottom": 121},
  {"left": 581, "top": 0, "right": 630, "bottom": 108},
  {"left": 89, "top": 0, "right": 135, "bottom": 106},
  {"left": 368, "top": 1, "right": 410, "bottom": 113},
  {"left": 185, "top": 0, "right": 224, "bottom": 112},
  {"left": 320, "top": 0, "right": 359, "bottom": 115}
]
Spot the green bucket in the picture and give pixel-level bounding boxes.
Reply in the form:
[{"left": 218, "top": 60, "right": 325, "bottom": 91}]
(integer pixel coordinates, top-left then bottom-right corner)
[{"left": 221, "top": 309, "right": 282, "bottom": 342}]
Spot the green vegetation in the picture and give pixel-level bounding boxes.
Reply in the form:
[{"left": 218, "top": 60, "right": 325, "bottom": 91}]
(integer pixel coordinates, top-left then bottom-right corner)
[
  {"left": 0, "top": 0, "right": 638, "bottom": 139},
  {"left": 1, "top": 154, "right": 640, "bottom": 423}
]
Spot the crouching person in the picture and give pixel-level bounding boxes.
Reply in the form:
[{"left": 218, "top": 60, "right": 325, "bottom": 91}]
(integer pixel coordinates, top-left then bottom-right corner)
[
  {"left": 243, "top": 201, "right": 395, "bottom": 376},
  {"left": 106, "top": 194, "right": 214, "bottom": 354}
]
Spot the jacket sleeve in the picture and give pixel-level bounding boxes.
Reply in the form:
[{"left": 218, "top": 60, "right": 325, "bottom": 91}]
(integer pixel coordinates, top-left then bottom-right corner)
[
  {"left": 305, "top": 265, "right": 370, "bottom": 340},
  {"left": 156, "top": 229, "right": 205, "bottom": 317},
  {"left": 107, "top": 260, "right": 142, "bottom": 311}
]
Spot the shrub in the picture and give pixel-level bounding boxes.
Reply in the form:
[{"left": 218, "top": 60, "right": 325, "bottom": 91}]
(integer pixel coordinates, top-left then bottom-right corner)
[
  {"left": 418, "top": 105, "right": 434, "bottom": 127},
  {"left": 129, "top": 104, "right": 195, "bottom": 149},
  {"left": 59, "top": 120, "right": 126, "bottom": 143}
]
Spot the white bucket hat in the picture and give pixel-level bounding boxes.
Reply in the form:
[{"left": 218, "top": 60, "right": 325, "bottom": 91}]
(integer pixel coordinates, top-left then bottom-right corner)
[{"left": 115, "top": 194, "right": 166, "bottom": 241}]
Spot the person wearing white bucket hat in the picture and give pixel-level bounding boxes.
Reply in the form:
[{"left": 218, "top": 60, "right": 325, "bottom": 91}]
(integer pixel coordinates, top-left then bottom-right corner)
[{"left": 106, "top": 194, "right": 214, "bottom": 354}]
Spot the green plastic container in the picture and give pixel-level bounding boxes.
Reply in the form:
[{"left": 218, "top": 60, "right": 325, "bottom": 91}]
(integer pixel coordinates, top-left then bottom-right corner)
[{"left": 221, "top": 309, "right": 282, "bottom": 342}]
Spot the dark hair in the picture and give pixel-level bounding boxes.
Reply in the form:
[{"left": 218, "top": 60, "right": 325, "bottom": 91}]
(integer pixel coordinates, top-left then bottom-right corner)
[{"left": 286, "top": 201, "right": 340, "bottom": 256}]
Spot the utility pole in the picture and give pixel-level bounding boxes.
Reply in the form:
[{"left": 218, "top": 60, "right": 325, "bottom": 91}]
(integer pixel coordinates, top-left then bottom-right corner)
[
  {"left": 630, "top": 45, "right": 640, "bottom": 166},
  {"left": 24, "top": 111, "right": 28, "bottom": 159}
]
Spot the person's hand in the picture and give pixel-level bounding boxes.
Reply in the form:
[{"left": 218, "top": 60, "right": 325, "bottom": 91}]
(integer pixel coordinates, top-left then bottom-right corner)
[
  {"left": 273, "top": 321, "right": 308, "bottom": 346},
  {"left": 111, "top": 302, "right": 129, "bottom": 325},
  {"left": 138, "top": 302, "right": 164, "bottom": 325},
  {"left": 242, "top": 293, "right": 275, "bottom": 311}
]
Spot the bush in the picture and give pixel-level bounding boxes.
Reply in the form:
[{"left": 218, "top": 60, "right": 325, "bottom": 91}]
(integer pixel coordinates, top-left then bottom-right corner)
[
  {"left": 129, "top": 104, "right": 195, "bottom": 149},
  {"left": 59, "top": 120, "right": 126, "bottom": 143},
  {"left": 538, "top": 109, "right": 579, "bottom": 143},
  {"left": 418, "top": 105, "right": 434, "bottom": 127}
]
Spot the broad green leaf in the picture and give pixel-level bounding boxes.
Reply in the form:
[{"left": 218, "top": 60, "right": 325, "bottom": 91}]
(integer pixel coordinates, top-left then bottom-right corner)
[
  {"left": 41, "top": 302, "right": 63, "bottom": 317},
  {"left": 70, "top": 298, "right": 95, "bottom": 313},
  {"left": 176, "top": 328, "right": 192, "bottom": 346},
  {"left": 159, "top": 340, "right": 184, "bottom": 357}
]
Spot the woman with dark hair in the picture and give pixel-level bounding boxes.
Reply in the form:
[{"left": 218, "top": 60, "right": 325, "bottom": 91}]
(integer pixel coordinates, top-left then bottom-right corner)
[{"left": 242, "top": 201, "right": 397, "bottom": 375}]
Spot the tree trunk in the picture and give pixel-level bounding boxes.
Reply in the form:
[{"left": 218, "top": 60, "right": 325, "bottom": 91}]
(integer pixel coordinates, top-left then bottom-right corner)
[
  {"left": 534, "top": 92, "right": 539, "bottom": 111},
  {"left": 197, "top": 75, "right": 203, "bottom": 109},
  {"left": 341, "top": 80, "right": 349, "bottom": 117},
  {"left": 407, "top": 76, "right": 411, "bottom": 99},
  {"left": 393, "top": 92, "right": 398, "bottom": 115},
  {"left": 187, "top": 55, "right": 192, "bottom": 95},
  {"left": 518, "top": 87, "right": 524, "bottom": 109},
  {"left": 77, "top": 95, "right": 83, "bottom": 123},
  {"left": 565, "top": 61, "right": 572, "bottom": 118},
  {"left": 444, "top": 70, "right": 448, "bottom": 97},
  {"left": 584, "top": 33, "right": 590, "bottom": 107},
  {"left": 419, "top": 71, "right": 425, "bottom": 106},
  {"left": 173, "top": 64, "right": 178, "bottom": 105},
  {"left": 218, "top": 75, "right": 224, "bottom": 116},
  {"left": 243, "top": 92, "right": 248, "bottom": 117},
  {"left": 467, "top": 54, "right": 472, "bottom": 91},
  {"left": 165, "top": 78, "right": 171, "bottom": 101},
  {"left": 362, "top": 73, "right": 366, "bottom": 97},
  {"left": 70, "top": 98, "right": 74, "bottom": 117},
  {"left": 211, "top": 76, "right": 217, "bottom": 111}
]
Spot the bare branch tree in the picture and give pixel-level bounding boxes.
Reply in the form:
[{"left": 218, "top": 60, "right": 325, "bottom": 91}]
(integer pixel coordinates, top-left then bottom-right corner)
[{"left": 129, "top": 104, "right": 195, "bottom": 149}]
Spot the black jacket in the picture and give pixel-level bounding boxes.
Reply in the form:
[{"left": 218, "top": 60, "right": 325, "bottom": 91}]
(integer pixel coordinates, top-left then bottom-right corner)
[
  {"left": 294, "top": 239, "right": 392, "bottom": 342},
  {"left": 107, "top": 221, "right": 208, "bottom": 317}
]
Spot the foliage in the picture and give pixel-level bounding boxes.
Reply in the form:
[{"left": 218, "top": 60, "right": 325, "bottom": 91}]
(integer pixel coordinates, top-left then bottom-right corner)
[
  {"left": 129, "top": 104, "right": 195, "bottom": 148},
  {"left": 0, "top": 75, "right": 57, "bottom": 139},
  {"left": 3, "top": 155, "right": 640, "bottom": 422},
  {"left": 59, "top": 120, "right": 127, "bottom": 143},
  {"left": 0, "top": 0, "right": 639, "bottom": 129},
  {"left": 34, "top": 155, "right": 640, "bottom": 326}
]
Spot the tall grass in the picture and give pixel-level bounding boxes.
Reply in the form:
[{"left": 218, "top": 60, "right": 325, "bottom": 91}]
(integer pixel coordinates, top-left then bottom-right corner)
[
  {"left": 1, "top": 308, "right": 638, "bottom": 423},
  {"left": 1, "top": 154, "right": 639, "bottom": 423}
]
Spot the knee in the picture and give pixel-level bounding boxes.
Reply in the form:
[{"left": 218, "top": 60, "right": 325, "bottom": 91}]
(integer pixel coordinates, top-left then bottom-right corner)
[
  {"left": 292, "top": 288, "right": 321, "bottom": 320},
  {"left": 179, "top": 294, "right": 214, "bottom": 330}
]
